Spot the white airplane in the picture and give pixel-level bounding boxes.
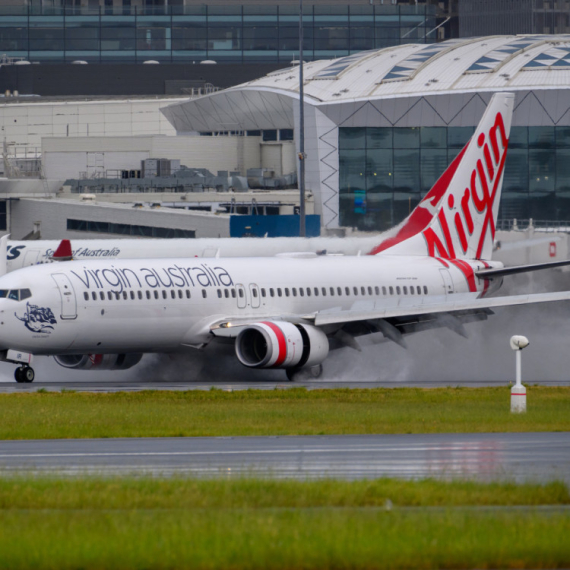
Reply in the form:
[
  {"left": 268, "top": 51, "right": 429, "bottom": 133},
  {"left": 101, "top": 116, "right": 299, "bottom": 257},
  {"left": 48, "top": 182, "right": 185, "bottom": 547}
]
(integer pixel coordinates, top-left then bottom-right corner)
[
  {"left": 5, "top": 234, "right": 385, "bottom": 272},
  {"left": 2, "top": 92, "right": 570, "bottom": 383}
]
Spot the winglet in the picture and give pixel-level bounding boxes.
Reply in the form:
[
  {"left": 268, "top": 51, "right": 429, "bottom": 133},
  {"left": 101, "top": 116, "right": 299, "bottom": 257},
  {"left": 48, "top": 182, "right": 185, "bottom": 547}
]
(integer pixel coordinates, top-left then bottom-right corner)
[
  {"left": 0, "top": 234, "right": 8, "bottom": 277},
  {"left": 52, "top": 239, "right": 73, "bottom": 261}
]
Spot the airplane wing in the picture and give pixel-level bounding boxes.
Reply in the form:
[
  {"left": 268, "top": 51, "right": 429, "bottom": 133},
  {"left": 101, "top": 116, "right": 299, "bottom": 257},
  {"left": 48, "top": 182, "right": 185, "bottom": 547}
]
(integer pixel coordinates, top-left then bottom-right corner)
[
  {"left": 211, "top": 290, "right": 570, "bottom": 348},
  {"left": 310, "top": 290, "right": 570, "bottom": 327}
]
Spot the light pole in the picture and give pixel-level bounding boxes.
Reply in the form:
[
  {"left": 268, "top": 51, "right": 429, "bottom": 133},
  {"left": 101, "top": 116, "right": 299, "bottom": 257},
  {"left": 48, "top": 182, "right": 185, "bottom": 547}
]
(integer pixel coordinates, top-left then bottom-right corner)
[
  {"left": 509, "top": 335, "right": 529, "bottom": 413},
  {"left": 298, "top": 0, "right": 306, "bottom": 237}
]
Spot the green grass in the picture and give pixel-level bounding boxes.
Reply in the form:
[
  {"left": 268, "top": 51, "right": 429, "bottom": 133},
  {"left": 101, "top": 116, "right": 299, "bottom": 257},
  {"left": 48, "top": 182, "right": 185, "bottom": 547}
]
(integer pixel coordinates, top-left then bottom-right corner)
[
  {"left": 0, "top": 386, "right": 569, "bottom": 439},
  {"left": 0, "top": 477, "right": 569, "bottom": 569}
]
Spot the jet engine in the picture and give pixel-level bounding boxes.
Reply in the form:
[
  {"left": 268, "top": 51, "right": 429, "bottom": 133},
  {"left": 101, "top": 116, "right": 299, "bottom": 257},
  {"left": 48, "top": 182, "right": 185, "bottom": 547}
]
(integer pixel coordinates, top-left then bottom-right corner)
[
  {"left": 235, "top": 321, "right": 329, "bottom": 369},
  {"left": 54, "top": 353, "right": 143, "bottom": 370}
]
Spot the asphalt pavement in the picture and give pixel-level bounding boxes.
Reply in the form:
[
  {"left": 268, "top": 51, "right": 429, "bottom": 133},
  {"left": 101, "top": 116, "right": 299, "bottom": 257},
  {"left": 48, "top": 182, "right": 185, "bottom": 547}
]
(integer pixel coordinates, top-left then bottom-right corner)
[{"left": 0, "top": 432, "right": 568, "bottom": 482}]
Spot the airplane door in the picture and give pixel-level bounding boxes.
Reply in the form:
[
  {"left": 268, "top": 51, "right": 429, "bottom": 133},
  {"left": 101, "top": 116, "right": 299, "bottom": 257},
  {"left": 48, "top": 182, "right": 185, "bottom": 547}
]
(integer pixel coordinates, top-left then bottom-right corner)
[
  {"left": 249, "top": 284, "right": 260, "bottom": 308},
  {"left": 439, "top": 268, "right": 454, "bottom": 294},
  {"left": 236, "top": 284, "right": 247, "bottom": 309},
  {"left": 51, "top": 273, "right": 77, "bottom": 319},
  {"left": 23, "top": 249, "right": 41, "bottom": 267}
]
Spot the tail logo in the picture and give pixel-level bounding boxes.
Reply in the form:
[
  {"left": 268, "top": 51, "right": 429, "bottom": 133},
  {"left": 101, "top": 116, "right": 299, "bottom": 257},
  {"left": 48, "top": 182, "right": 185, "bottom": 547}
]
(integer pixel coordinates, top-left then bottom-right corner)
[{"left": 423, "top": 111, "right": 509, "bottom": 261}]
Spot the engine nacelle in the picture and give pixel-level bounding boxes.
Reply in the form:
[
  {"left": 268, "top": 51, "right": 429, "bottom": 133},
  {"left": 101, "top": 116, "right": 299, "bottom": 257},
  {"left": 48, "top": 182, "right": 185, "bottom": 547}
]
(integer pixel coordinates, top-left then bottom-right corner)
[
  {"left": 54, "top": 353, "right": 143, "bottom": 371},
  {"left": 235, "top": 321, "right": 329, "bottom": 369}
]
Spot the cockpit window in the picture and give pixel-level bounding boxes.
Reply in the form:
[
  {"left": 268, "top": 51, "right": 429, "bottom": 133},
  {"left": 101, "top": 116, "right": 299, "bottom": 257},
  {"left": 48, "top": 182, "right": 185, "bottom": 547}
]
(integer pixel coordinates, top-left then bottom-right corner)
[{"left": 0, "top": 289, "right": 32, "bottom": 301}]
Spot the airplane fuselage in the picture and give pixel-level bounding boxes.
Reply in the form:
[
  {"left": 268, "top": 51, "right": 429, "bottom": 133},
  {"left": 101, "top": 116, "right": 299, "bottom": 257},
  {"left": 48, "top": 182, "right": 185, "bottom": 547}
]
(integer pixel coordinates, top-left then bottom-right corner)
[{"left": 0, "top": 255, "right": 501, "bottom": 356}]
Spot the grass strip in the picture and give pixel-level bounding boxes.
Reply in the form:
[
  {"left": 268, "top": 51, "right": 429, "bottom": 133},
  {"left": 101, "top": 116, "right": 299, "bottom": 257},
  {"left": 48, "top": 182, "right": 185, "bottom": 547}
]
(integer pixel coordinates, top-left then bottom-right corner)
[
  {"left": 0, "top": 386, "right": 569, "bottom": 439},
  {"left": 0, "top": 477, "right": 569, "bottom": 569},
  {"left": 0, "top": 477, "right": 568, "bottom": 509}
]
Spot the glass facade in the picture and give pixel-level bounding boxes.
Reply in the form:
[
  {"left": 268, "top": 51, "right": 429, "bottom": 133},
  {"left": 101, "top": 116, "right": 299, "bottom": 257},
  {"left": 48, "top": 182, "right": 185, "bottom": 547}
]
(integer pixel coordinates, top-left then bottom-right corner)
[
  {"left": 67, "top": 218, "right": 196, "bottom": 237},
  {"left": 339, "top": 126, "right": 570, "bottom": 232},
  {"left": 0, "top": 4, "right": 436, "bottom": 64}
]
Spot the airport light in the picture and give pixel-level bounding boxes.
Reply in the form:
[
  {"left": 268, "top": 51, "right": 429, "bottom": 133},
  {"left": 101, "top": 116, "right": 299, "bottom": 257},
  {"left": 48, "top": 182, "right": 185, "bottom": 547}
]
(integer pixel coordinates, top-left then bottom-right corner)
[{"left": 509, "top": 335, "right": 529, "bottom": 413}]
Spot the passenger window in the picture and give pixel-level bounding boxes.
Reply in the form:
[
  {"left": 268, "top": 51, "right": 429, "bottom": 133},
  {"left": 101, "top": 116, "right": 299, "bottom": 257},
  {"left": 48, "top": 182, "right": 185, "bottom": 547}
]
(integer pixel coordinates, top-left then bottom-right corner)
[
  {"left": 368, "top": 286, "right": 373, "bottom": 295},
  {"left": 410, "top": 286, "right": 414, "bottom": 295},
  {"left": 322, "top": 287, "right": 327, "bottom": 296},
  {"left": 330, "top": 287, "right": 335, "bottom": 296},
  {"left": 424, "top": 286, "right": 428, "bottom": 295},
  {"left": 396, "top": 286, "right": 401, "bottom": 295},
  {"left": 238, "top": 289, "right": 244, "bottom": 298},
  {"left": 285, "top": 288, "right": 289, "bottom": 297},
  {"left": 99, "top": 292, "right": 104, "bottom": 301},
  {"left": 84, "top": 292, "right": 89, "bottom": 301},
  {"left": 224, "top": 289, "right": 229, "bottom": 298},
  {"left": 162, "top": 290, "right": 167, "bottom": 300},
  {"left": 252, "top": 289, "right": 258, "bottom": 298},
  {"left": 130, "top": 291, "right": 135, "bottom": 300},
  {"left": 121, "top": 291, "right": 126, "bottom": 300},
  {"left": 382, "top": 286, "right": 386, "bottom": 295},
  {"left": 108, "top": 291, "right": 113, "bottom": 301},
  {"left": 115, "top": 292, "right": 120, "bottom": 300},
  {"left": 314, "top": 287, "right": 319, "bottom": 296},
  {"left": 270, "top": 288, "right": 275, "bottom": 297},
  {"left": 403, "top": 286, "right": 407, "bottom": 295},
  {"left": 374, "top": 286, "right": 379, "bottom": 295},
  {"left": 337, "top": 287, "right": 342, "bottom": 296},
  {"left": 172, "top": 290, "right": 177, "bottom": 299},
  {"left": 345, "top": 287, "right": 350, "bottom": 296},
  {"left": 187, "top": 290, "right": 191, "bottom": 299},
  {"left": 138, "top": 291, "right": 143, "bottom": 300},
  {"left": 146, "top": 291, "right": 151, "bottom": 300},
  {"left": 418, "top": 286, "right": 422, "bottom": 295},
  {"left": 306, "top": 288, "right": 310, "bottom": 297},
  {"left": 261, "top": 289, "right": 266, "bottom": 298},
  {"left": 231, "top": 289, "right": 236, "bottom": 298},
  {"left": 299, "top": 288, "right": 304, "bottom": 297},
  {"left": 178, "top": 290, "right": 183, "bottom": 299},
  {"left": 202, "top": 290, "right": 207, "bottom": 298},
  {"left": 353, "top": 287, "right": 358, "bottom": 296},
  {"left": 154, "top": 291, "right": 159, "bottom": 300},
  {"left": 217, "top": 289, "right": 222, "bottom": 298},
  {"left": 361, "top": 287, "right": 366, "bottom": 295},
  {"left": 288, "top": 288, "right": 292, "bottom": 297},
  {"left": 389, "top": 286, "right": 394, "bottom": 295}
]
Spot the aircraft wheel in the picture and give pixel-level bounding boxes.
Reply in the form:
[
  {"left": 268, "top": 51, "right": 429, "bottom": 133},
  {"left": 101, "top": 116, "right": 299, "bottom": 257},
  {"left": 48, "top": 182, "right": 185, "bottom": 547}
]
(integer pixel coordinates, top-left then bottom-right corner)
[
  {"left": 309, "top": 364, "right": 323, "bottom": 379},
  {"left": 22, "top": 366, "right": 35, "bottom": 383},
  {"left": 15, "top": 366, "right": 35, "bottom": 383}
]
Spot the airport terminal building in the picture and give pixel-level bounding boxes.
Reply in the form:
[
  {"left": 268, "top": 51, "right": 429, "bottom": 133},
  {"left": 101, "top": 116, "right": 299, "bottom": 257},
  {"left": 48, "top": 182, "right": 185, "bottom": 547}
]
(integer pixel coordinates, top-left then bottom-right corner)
[{"left": 164, "top": 34, "right": 570, "bottom": 232}]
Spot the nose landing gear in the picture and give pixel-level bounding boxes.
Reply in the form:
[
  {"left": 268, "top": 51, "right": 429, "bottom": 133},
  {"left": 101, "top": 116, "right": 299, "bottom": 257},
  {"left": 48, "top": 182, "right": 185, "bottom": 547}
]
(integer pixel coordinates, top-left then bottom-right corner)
[{"left": 14, "top": 365, "right": 35, "bottom": 383}]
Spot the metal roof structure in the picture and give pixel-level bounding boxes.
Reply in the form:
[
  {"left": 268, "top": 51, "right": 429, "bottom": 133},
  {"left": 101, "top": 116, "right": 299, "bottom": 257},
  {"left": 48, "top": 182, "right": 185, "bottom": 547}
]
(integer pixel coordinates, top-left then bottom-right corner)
[{"left": 162, "top": 35, "right": 570, "bottom": 231}]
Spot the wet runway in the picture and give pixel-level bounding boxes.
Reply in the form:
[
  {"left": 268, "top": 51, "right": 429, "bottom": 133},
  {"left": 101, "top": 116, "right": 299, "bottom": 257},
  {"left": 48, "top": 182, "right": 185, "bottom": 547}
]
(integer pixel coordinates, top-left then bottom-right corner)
[
  {"left": 0, "top": 432, "right": 568, "bottom": 482},
  {"left": 0, "top": 378, "right": 568, "bottom": 393}
]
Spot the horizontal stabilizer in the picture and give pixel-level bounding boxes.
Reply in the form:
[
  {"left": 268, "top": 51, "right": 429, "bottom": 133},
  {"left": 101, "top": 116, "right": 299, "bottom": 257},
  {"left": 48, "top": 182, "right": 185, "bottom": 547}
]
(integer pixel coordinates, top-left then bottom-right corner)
[{"left": 476, "top": 259, "right": 570, "bottom": 279}]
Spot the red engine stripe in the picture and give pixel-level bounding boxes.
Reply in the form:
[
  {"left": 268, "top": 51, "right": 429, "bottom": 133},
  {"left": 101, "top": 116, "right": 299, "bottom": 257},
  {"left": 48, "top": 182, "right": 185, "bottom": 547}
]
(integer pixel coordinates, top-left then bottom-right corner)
[{"left": 261, "top": 321, "right": 287, "bottom": 367}]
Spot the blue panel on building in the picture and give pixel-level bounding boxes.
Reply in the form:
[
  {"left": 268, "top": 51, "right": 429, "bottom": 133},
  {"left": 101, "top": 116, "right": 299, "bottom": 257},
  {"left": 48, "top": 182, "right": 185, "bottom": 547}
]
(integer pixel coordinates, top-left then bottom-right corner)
[{"left": 230, "top": 215, "right": 320, "bottom": 238}]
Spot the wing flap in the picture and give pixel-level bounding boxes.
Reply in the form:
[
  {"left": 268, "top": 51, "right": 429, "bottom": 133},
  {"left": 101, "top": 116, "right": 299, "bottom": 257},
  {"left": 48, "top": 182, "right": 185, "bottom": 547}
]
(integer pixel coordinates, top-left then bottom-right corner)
[{"left": 314, "top": 291, "right": 570, "bottom": 327}]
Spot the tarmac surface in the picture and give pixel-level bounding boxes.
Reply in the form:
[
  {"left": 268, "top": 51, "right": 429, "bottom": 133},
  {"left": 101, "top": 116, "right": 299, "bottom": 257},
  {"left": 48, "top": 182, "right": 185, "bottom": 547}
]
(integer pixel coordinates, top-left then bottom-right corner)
[
  {"left": 0, "top": 432, "right": 568, "bottom": 482},
  {"left": 0, "top": 379, "right": 568, "bottom": 393}
]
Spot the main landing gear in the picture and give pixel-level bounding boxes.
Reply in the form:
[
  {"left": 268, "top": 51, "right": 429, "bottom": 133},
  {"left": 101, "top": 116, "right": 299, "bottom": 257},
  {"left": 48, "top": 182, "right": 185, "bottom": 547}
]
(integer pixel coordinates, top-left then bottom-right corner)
[
  {"left": 14, "top": 365, "right": 35, "bottom": 383},
  {"left": 286, "top": 363, "right": 323, "bottom": 382}
]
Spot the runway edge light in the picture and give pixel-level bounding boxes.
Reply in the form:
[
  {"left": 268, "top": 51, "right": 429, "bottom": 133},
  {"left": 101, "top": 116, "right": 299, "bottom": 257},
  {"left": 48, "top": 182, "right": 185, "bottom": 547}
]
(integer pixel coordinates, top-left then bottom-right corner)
[{"left": 509, "top": 335, "right": 529, "bottom": 413}]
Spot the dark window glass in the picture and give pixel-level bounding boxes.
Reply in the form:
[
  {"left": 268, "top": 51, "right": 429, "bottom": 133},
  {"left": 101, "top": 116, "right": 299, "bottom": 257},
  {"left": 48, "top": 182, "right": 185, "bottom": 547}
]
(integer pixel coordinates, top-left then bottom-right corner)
[
  {"left": 410, "top": 286, "right": 414, "bottom": 295},
  {"left": 252, "top": 288, "right": 258, "bottom": 298},
  {"left": 396, "top": 286, "right": 401, "bottom": 295},
  {"left": 393, "top": 128, "right": 420, "bottom": 149},
  {"left": 261, "top": 289, "right": 266, "bottom": 297},
  {"left": 270, "top": 288, "right": 274, "bottom": 297},
  {"left": 162, "top": 290, "right": 167, "bottom": 300},
  {"left": 172, "top": 290, "right": 177, "bottom": 299},
  {"left": 83, "top": 292, "right": 88, "bottom": 301},
  {"left": 146, "top": 291, "right": 151, "bottom": 299},
  {"left": 92, "top": 292, "right": 97, "bottom": 301},
  {"left": 322, "top": 287, "right": 326, "bottom": 296},
  {"left": 353, "top": 286, "right": 358, "bottom": 295},
  {"left": 403, "top": 286, "right": 408, "bottom": 295},
  {"left": 420, "top": 127, "right": 446, "bottom": 148},
  {"left": 108, "top": 292, "right": 113, "bottom": 300},
  {"left": 178, "top": 290, "right": 183, "bottom": 299},
  {"left": 100, "top": 292, "right": 105, "bottom": 301},
  {"left": 217, "top": 289, "right": 222, "bottom": 298},
  {"left": 389, "top": 286, "right": 394, "bottom": 295},
  {"left": 202, "top": 290, "right": 207, "bottom": 298},
  {"left": 187, "top": 290, "right": 191, "bottom": 299},
  {"left": 337, "top": 287, "right": 341, "bottom": 296},
  {"left": 291, "top": 288, "right": 295, "bottom": 297},
  {"left": 285, "top": 288, "right": 289, "bottom": 296},
  {"left": 361, "top": 287, "right": 366, "bottom": 295},
  {"left": 130, "top": 291, "right": 135, "bottom": 300},
  {"left": 231, "top": 289, "right": 236, "bottom": 298},
  {"left": 299, "top": 288, "right": 304, "bottom": 297},
  {"left": 529, "top": 126, "right": 555, "bottom": 149},
  {"left": 278, "top": 288, "right": 283, "bottom": 297},
  {"left": 306, "top": 288, "right": 311, "bottom": 296},
  {"left": 345, "top": 287, "right": 350, "bottom": 295},
  {"left": 423, "top": 286, "right": 428, "bottom": 295},
  {"left": 238, "top": 288, "right": 244, "bottom": 298},
  {"left": 382, "top": 286, "right": 386, "bottom": 295},
  {"left": 154, "top": 291, "right": 159, "bottom": 299},
  {"left": 368, "top": 286, "right": 373, "bottom": 295},
  {"left": 366, "top": 128, "right": 392, "bottom": 149},
  {"left": 509, "top": 126, "right": 528, "bottom": 149}
]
